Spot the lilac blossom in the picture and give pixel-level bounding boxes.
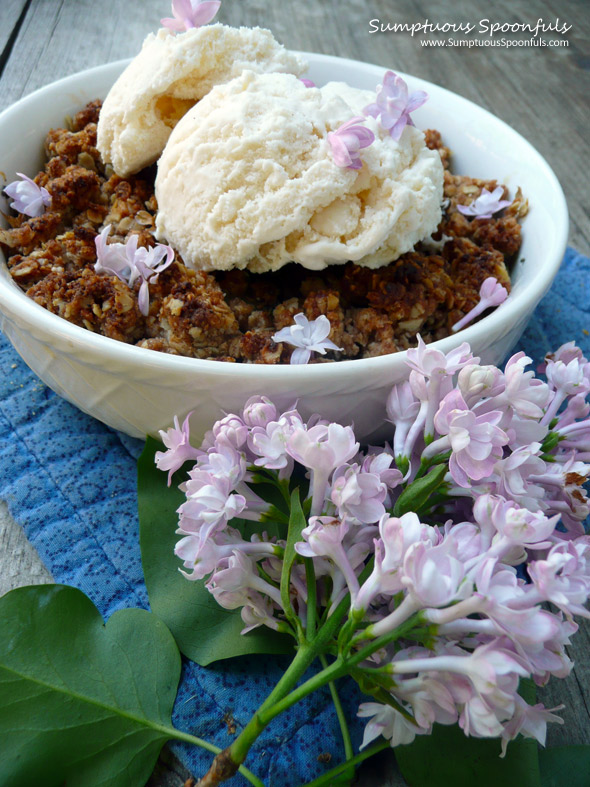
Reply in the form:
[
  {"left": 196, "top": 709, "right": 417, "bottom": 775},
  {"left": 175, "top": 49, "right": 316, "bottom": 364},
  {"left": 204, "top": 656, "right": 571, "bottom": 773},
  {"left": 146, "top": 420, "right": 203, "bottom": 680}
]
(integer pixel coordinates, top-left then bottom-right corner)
[
  {"left": 94, "top": 225, "right": 174, "bottom": 316},
  {"left": 157, "top": 339, "right": 590, "bottom": 765},
  {"left": 175, "top": 527, "right": 277, "bottom": 581},
  {"left": 242, "top": 395, "right": 278, "bottom": 428},
  {"left": 155, "top": 413, "right": 201, "bottom": 485},
  {"left": 403, "top": 336, "right": 474, "bottom": 446},
  {"left": 207, "top": 550, "right": 283, "bottom": 608},
  {"left": 272, "top": 313, "right": 343, "bottom": 364},
  {"left": 363, "top": 70, "right": 428, "bottom": 141},
  {"left": 452, "top": 277, "right": 509, "bottom": 333},
  {"left": 300, "top": 78, "right": 316, "bottom": 88},
  {"left": 429, "top": 390, "right": 508, "bottom": 486},
  {"left": 287, "top": 423, "right": 358, "bottom": 514},
  {"left": 402, "top": 541, "right": 471, "bottom": 608},
  {"left": 327, "top": 117, "right": 375, "bottom": 170},
  {"left": 457, "top": 186, "right": 512, "bottom": 219},
  {"left": 500, "top": 697, "right": 564, "bottom": 756},
  {"left": 3, "top": 172, "right": 51, "bottom": 217},
  {"left": 161, "top": 0, "right": 220, "bottom": 32},
  {"left": 386, "top": 381, "right": 421, "bottom": 459},
  {"left": 248, "top": 409, "right": 306, "bottom": 475},
  {"left": 358, "top": 703, "right": 423, "bottom": 749},
  {"left": 330, "top": 465, "right": 387, "bottom": 524},
  {"left": 527, "top": 539, "right": 590, "bottom": 618},
  {"left": 361, "top": 451, "right": 403, "bottom": 506},
  {"left": 500, "top": 352, "right": 550, "bottom": 420},
  {"left": 177, "top": 474, "right": 247, "bottom": 542},
  {"left": 295, "top": 516, "right": 361, "bottom": 599},
  {"left": 212, "top": 414, "right": 249, "bottom": 450}
]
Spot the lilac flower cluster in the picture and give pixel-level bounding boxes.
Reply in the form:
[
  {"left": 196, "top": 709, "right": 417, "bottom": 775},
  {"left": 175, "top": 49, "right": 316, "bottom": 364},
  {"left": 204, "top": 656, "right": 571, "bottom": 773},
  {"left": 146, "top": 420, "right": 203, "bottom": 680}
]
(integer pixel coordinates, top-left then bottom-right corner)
[{"left": 156, "top": 339, "right": 590, "bottom": 756}]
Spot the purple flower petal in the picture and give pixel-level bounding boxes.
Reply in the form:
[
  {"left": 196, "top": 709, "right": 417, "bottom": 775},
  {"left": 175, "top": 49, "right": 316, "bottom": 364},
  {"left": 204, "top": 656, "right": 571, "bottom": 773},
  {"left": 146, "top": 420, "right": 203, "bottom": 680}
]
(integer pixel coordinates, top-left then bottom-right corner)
[
  {"left": 94, "top": 229, "right": 174, "bottom": 316},
  {"left": 367, "top": 70, "right": 429, "bottom": 140},
  {"left": 388, "top": 114, "right": 409, "bottom": 142},
  {"left": 4, "top": 172, "right": 51, "bottom": 218},
  {"left": 327, "top": 118, "right": 375, "bottom": 170},
  {"left": 161, "top": 16, "right": 187, "bottom": 31},
  {"left": 457, "top": 187, "right": 513, "bottom": 219},
  {"left": 161, "top": 0, "right": 220, "bottom": 32},
  {"left": 406, "top": 90, "right": 429, "bottom": 113},
  {"left": 192, "top": 0, "right": 221, "bottom": 26},
  {"left": 363, "top": 102, "right": 381, "bottom": 119},
  {"left": 272, "top": 313, "right": 343, "bottom": 364},
  {"left": 290, "top": 347, "right": 312, "bottom": 365},
  {"left": 327, "top": 132, "right": 354, "bottom": 168},
  {"left": 138, "top": 280, "right": 150, "bottom": 316}
]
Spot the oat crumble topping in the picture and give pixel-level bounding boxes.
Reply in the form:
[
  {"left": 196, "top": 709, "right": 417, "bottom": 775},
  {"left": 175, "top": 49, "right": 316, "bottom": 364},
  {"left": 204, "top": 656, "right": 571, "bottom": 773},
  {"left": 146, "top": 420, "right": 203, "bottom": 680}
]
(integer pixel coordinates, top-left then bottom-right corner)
[{"left": 0, "top": 102, "right": 525, "bottom": 364}]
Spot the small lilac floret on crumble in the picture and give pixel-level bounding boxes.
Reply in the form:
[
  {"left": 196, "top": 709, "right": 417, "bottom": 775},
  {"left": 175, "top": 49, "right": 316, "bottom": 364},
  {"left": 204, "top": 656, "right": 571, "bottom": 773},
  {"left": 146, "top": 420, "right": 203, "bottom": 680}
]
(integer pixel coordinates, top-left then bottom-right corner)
[
  {"left": 452, "top": 277, "right": 509, "bottom": 333},
  {"left": 3, "top": 172, "right": 51, "bottom": 218},
  {"left": 94, "top": 224, "right": 174, "bottom": 316},
  {"left": 457, "top": 186, "right": 513, "bottom": 219},
  {"left": 300, "top": 78, "right": 316, "bottom": 88},
  {"left": 161, "top": 0, "right": 220, "bottom": 32},
  {"left": 363, "top": 70, "right": 428, "bottom": 141},
  {"left": 272, "top": 313, "right": 343, "bottom": 364},
  {"left": 327, "top": 117, "right": 375, "bottom": 170}
]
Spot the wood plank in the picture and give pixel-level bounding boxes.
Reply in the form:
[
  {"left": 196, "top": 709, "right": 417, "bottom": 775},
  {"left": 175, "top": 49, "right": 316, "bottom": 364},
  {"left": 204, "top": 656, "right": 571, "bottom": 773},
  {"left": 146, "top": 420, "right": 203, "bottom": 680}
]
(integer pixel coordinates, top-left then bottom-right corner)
[
  {"left": 0, "top": 0, "right": 29, "bottom": 60},
  {"left": 0, "top": 499, "right": 52, "bottom": 597}
]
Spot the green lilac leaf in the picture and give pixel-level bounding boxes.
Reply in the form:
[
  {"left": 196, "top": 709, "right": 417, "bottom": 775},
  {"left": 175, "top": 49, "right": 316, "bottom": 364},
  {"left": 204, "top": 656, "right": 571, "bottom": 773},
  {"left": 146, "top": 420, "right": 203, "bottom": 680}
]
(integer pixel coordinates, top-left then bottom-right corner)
[
  {"left": 280, "top": 488, "right": 307, "bottom": 620},
  {"left": 138, "top": 437, "right": 293, "bottom": 666},
  {"left": 393, "top": 463, "right": 448, "bottom": 517},
  {"left": 395, "top": 723, "right": 542, "bottom": 787},
  {"left": 539, "top": 745, "right": 590, "bottom": 786},
  {"left": 0, "top": 584, "right": 179, "bottom": 787}
]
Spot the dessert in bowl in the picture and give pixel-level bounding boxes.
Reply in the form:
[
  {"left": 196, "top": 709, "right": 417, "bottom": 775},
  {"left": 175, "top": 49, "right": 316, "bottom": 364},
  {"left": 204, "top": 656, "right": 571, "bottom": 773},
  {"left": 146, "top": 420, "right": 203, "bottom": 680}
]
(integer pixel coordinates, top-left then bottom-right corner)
[{"left": 0, "top": 52, "right": 567, "bottom": 441}]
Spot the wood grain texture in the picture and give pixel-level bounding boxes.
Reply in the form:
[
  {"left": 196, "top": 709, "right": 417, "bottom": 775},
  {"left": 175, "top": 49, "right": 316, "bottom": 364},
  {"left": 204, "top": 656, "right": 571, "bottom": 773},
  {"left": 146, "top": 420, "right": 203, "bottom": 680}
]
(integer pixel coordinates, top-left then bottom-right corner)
[
  {"left": 0, "top": 1, "right": 589, "bottom": 784},
  {"left": 0, "top": 499, "right": 52, "bottom": 597},
  {"left": 0, "top": 0, "right": 30, "bottom": 60}
]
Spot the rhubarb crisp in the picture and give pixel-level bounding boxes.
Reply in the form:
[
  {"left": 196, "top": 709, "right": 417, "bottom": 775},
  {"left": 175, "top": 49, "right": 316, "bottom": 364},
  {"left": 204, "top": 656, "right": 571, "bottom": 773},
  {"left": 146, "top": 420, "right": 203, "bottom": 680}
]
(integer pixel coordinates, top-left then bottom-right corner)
[{"left": 0, "top": 101, "right": 526, "bottom": 364}]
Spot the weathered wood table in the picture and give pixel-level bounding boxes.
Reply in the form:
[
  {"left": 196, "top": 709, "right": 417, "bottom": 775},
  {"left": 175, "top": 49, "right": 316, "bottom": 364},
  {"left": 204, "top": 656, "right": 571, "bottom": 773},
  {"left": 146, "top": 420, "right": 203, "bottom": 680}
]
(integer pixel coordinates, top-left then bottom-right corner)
[{"left": 1, "top": 1, "right": 589, "bottom": 785}]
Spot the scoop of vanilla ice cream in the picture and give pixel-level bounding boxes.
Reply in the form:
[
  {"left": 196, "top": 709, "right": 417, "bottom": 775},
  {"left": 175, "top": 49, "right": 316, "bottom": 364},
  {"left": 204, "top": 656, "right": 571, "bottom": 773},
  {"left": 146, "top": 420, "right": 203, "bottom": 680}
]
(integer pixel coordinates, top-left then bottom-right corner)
[
  {"left": 96, "top": 24, "right": 307, "bottom": 177},
  {"left": 155, "top": 72, "right": 443, "bottom": 273}
]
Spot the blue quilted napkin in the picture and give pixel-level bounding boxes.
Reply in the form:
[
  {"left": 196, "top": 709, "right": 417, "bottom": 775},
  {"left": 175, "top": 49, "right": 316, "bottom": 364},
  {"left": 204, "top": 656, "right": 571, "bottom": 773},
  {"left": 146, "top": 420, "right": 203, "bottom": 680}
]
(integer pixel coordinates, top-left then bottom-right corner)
[{"left": 1, "top": 247, "right": 589, "bottom": 785}]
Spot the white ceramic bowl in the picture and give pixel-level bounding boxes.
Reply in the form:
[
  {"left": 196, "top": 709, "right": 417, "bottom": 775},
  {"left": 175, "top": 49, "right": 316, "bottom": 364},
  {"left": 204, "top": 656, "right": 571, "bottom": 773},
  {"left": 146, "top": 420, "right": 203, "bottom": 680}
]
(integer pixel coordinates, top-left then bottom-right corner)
[{"left": 0, "top": 54, "right": 568, "bottom": 441}]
